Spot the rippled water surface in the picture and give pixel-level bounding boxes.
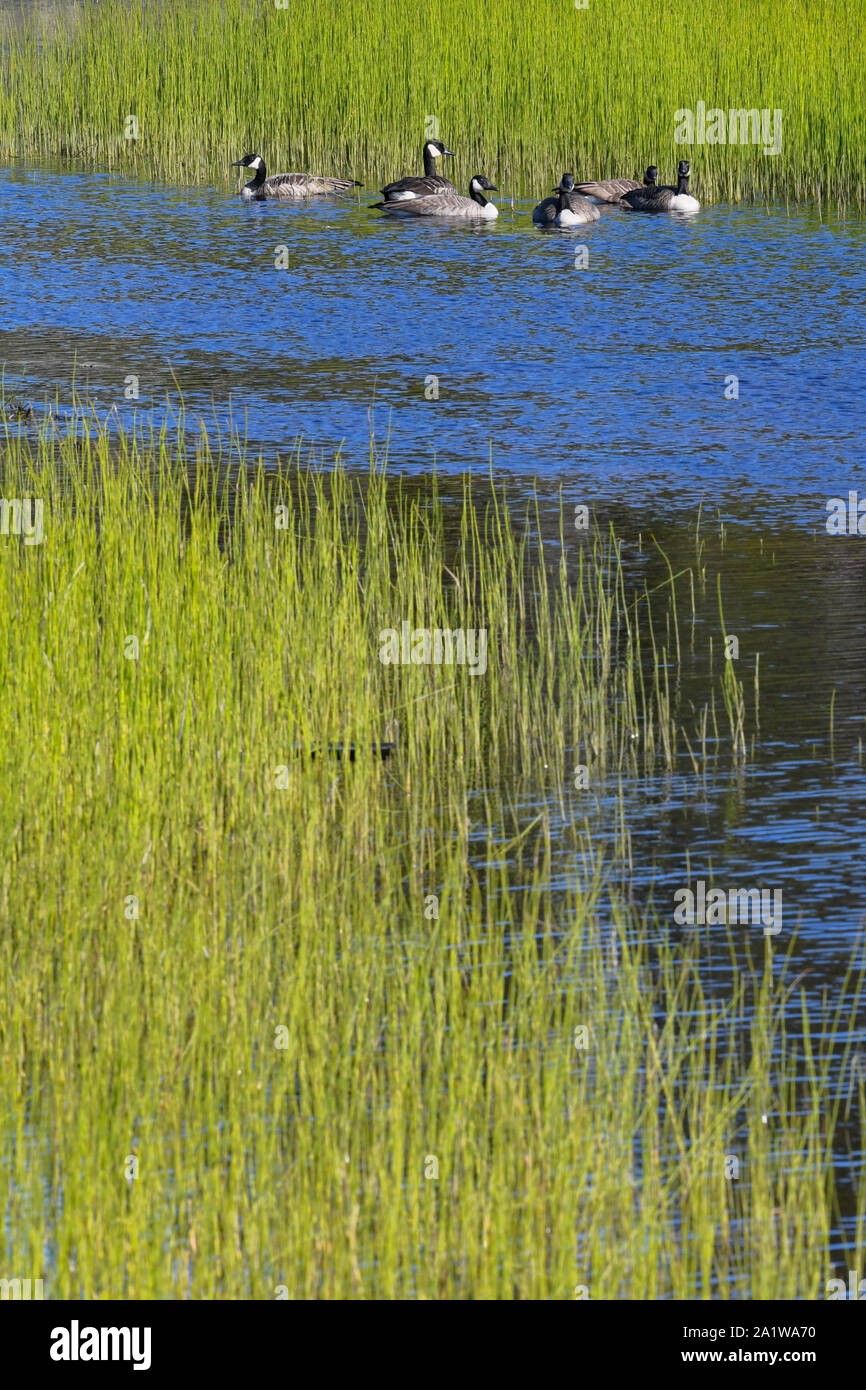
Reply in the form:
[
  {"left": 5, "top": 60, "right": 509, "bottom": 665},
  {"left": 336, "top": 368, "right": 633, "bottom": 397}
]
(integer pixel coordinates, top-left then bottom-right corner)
[{"left": 1, "top": 159, "right": 864, "bottom": 516}]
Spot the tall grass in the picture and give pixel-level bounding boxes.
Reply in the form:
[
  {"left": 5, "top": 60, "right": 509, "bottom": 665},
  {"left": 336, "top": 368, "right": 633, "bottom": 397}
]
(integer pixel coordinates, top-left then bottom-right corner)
[
  {"left": 0, "top": 0, "right": 863, "bottom": 203},
  {"left": 0, "top": 405, "right": 863, "bottom": 1297}
]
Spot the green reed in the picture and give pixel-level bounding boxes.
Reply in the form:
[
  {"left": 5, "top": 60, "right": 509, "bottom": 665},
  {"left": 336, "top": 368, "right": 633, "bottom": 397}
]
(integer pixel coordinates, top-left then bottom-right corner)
[
  {"left": 0, "top": 403, "right": 862, "bottom": 1297},
  {"left": 0, "top": 0, "right": 863, "bottom": 203}
]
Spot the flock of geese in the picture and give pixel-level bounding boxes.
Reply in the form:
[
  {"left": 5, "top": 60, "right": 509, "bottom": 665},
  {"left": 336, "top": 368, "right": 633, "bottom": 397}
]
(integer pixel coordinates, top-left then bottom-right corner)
[{"left": 232, "top": 141, "right": 701, "bottom": 221}]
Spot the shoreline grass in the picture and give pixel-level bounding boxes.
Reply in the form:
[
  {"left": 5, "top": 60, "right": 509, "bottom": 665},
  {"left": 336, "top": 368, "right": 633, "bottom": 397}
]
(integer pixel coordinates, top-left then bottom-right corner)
[
  {"left": 1, "top": 408, "right": 863, "bottom": 1297},
  {"left": 0, "top": 0, "right": 863, "bottom": 204}
]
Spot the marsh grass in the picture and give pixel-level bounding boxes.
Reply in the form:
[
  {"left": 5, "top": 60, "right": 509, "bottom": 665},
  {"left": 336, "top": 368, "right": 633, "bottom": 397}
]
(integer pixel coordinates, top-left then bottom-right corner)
[
  {"left": 0, "top": 403, "right": 863, "bottom": 1297},
  {"left": 0, "top": 0, "right": 863, "bottom": 203}
]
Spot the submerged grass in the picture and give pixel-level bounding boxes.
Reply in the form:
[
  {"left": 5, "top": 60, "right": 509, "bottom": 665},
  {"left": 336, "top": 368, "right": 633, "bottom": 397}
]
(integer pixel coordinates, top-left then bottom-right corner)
[
  {"left": 0, "top": 0, "right": 863, "bottom": 203},
  {"left": 0, "top": 406, "right": 863, "bottom": 1297}
]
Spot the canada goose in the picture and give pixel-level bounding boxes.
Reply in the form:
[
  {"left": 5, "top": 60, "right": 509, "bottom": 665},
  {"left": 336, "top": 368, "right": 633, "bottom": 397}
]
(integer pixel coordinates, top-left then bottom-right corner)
[
  {"left": 532, "top": 173, "right": 600, "bottom": 227},
  {"left": 379, "top": 139, "right": 456, "bottom": 202},
  {"left": 232, "top": 153, "right": 360, "bottom": 200},
  {"left": 373, "top": 175, "right": 499, "bottom": 221},
  {"left": 574, "top": 166, "right": 658, "bottom": 205},
  {"left": 622, "top": 161, "right": 700, "bottom": 214}
]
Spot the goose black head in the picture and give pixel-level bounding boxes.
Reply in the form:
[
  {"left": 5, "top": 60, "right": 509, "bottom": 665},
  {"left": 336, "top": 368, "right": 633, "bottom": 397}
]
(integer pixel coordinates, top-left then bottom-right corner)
[
  {"left": 426, "top": 140, "right": 455, "bottom": 159},
  {"left": 644, "top": 166, "right": 658, "bottom": 185},
  {"left": 675, "top": 159, "right": 692, "bottom": 193},
  {"left": 470, "top": 175, "right": 499, "bottom": 194},
  {"left": 232, "top": 153, "right": 264, "bottom": 170},
  {"left": 558, "top": 173, "right": 576, "bottom": 193}
]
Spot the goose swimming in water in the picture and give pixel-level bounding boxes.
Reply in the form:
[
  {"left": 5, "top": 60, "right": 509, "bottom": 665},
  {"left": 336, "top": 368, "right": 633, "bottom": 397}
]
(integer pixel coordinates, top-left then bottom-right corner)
[
  {"left": 232, "top": 153, "right": 360, "bottom": 200},
  {"left": 373, "top": 174, "right": 499, "bottom": 221},
  {"left": 621, "top": 161, "right": 700, "bottom": 214},
  {"left": 379, "top": 139, "right": 457, "bottom": 203},
  {"left": 573, "top": 166, "right": 658, "bottom": 205},
  {"left": 532, "top": 173, "right": 600, "bottom": 227}
]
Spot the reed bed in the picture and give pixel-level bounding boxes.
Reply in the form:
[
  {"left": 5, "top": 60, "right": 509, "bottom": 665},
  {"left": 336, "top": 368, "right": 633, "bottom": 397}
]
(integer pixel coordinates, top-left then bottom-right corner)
[
  {"left": 0, "top": 405, "right": 863, "bottom": 1297},
  {"left": 0, "top": 0, "right": 863, "bottom": 203}
]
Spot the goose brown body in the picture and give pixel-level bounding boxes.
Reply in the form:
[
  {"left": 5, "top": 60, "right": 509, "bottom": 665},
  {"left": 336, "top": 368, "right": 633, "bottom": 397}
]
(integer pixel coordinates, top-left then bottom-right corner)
[{"left": 233, "top": 154, "right": 359, "bottom": 200}]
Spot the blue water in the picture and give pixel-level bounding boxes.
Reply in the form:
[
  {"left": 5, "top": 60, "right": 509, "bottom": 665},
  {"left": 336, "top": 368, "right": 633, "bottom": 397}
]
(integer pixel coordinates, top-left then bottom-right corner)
[{"left": 1, "top": 159, "right": 865, "bottom": 522}]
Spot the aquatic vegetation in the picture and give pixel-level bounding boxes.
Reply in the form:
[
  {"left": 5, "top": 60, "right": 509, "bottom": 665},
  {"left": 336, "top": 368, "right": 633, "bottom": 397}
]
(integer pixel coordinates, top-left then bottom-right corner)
[
  {"left": 0, "top": 403, "right": 862, "bottom": 1297},
  {"left": 0, "top": 0, "right": 862, "bottom": 204}
]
